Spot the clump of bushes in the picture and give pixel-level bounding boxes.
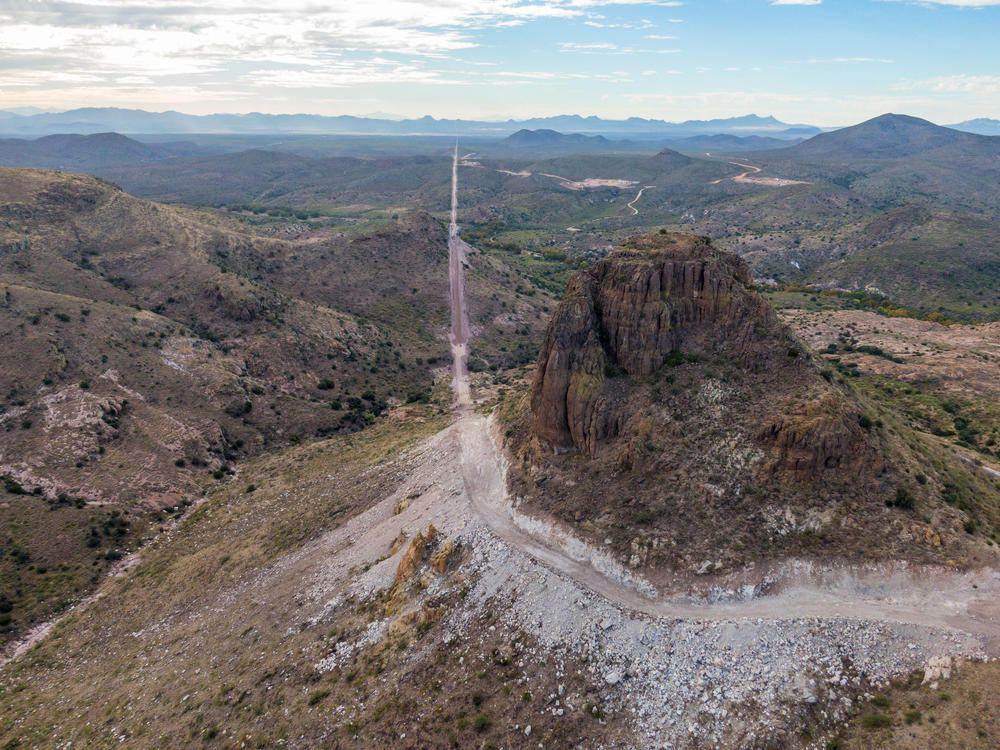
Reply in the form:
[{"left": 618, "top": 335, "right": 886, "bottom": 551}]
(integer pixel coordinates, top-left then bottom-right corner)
[{"left": 888, "top": 487, "right": 915, "bottom": 510}]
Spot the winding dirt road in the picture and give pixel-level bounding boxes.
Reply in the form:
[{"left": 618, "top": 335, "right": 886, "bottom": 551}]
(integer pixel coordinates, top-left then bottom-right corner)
[
  {"left": 710, "top": 160, "right": 809, "bottom": 187},
  {"left": 626, "top": 185, "right": 655, "bottom": 216},
  {"left": 447, "top": 144, "right": 1000, "bottom": 650},
  {"left": 710, "top": 160, "right": 763, "bottom": 184}
]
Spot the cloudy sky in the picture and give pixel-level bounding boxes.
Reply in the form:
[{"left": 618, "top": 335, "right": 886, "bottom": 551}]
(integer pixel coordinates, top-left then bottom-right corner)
[{"left": 1, "top": 0, "right": 997, "bottom": 125}]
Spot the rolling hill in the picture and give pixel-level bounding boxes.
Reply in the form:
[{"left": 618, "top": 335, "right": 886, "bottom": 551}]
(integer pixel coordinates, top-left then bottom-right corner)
[
  {"left": 500, "top": 129, "right": 612, "bottom": 149},
  {"left": 0, "top": 132, "right": 206, "bottom": 171}
]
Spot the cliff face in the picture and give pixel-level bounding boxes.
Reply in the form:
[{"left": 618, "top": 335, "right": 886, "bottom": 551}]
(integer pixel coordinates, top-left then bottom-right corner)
[{"left": 531, "top": 233, "right": 783, "bottom": 454}]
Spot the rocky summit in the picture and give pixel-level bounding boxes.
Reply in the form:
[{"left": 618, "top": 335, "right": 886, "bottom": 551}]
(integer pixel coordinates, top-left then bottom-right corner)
[{"left": 530, "top": 231, "right": 874, "bottom": 478}]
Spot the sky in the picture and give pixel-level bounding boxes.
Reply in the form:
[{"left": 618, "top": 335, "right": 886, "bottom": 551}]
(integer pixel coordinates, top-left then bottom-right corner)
[{"left": 0, "top": 0, "right": 998, "bottom": 126}]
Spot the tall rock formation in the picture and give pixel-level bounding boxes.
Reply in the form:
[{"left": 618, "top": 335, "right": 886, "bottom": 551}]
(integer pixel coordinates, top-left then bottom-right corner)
[{"left": 532, "top": 232, "right": 810, "bottom": 460}]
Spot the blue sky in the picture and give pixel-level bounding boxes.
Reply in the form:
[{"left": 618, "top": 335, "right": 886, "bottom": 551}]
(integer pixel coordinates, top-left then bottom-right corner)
[{"left": 0, "top": 0, "right": 997, "bottom": 125}]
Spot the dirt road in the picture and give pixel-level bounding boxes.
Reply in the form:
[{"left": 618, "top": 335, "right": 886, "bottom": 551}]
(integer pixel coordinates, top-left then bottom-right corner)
[
  {"left": 710, "top": 160, "right": 809, "bottom": 187},
  {"left": 710, "top": 160, "right": 762, "bottom": 184},
  {"left": 448, "top": 143, "right": 472, "bottom": 410},
  {"left": 626, "top": 185, "right": 654, "bottom": 216}
]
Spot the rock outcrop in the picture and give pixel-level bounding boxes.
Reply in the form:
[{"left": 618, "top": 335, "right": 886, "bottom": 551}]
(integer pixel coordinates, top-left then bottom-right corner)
[{"left": 531, "top": 233, "right": 787, "bottom": 454}]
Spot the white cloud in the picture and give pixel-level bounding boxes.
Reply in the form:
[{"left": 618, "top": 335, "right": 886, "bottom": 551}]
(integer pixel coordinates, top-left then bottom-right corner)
[
  {"left": 771, "top": 0, "right": 822, "bottom": 5},
  {"left": 895, "top": 74, "right": 1000, "bottom": 93},
  {"left": 557, "top": 41, "right": 619, "bottom": 50},
  {"left": 807, "top": 57, "right": 894, "bottom": 63},
  {"left": 882, "top": 0, "right": 1000, "bottom": 5}
]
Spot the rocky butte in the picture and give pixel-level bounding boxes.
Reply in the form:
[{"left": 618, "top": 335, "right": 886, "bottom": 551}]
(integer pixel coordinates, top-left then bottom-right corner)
[{"left": 503, "top": 232, "right": 997, "bottom": 579}]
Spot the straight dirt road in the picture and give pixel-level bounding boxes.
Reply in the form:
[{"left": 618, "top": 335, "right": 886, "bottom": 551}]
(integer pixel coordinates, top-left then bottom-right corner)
[{"left": 448, "top": 142, "right": 472, "bottom": 410}]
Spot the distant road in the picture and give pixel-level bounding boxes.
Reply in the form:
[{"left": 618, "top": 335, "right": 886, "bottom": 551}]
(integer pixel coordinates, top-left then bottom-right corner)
[
  {"left": 710, "top": 159, "right": 809, "bottom": 187},
  {"left": 627, "top": 185, "right": 655, "bottom": 216}
]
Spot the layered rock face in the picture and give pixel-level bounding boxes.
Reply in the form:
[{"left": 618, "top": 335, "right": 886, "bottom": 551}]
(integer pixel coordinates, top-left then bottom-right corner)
[{"left": 531, "top": 233, "right": 782, "bottom": 454}]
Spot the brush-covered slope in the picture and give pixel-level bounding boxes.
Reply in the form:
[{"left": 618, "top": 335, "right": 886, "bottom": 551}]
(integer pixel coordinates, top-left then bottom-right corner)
[
  {"left": 502, "top": 232, "right": 1000, "bottom": 577},
  {"left": 0, "top": 166, "right": 559, "bottom": 645},
  {"left": 0, "top": 132, "right": 196, "bottom": 171},
  {"left": 0, "top": 167, "right": 440, "bottom": 641}
]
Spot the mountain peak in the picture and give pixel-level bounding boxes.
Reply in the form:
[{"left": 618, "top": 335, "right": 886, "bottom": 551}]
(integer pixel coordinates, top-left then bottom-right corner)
[{"left": 789, "top": 111, "right": 978, "bottom": 159}]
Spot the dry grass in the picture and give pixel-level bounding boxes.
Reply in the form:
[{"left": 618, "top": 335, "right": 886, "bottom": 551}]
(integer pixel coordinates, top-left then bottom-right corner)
[{"left": 833, "top": 660, "right": 1000, "bottom": 749}]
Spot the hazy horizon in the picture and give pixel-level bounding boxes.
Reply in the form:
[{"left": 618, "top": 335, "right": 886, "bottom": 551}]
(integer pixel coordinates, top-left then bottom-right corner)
[
  {"left": 1, "top": 0, "right": 997, "bottom": 127},
  {"left": 0, "top": 106, "right": 993, "bottom": 133}
]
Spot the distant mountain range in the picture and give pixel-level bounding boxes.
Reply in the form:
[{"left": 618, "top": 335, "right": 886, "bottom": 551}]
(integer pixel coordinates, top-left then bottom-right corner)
[
  {"left": 948, "top": 118, "right": 1000, "bottom": 136},
  {"left": 0, "top": 107, "right": 821, "bottom": 139},
  {"left": 496, "top": 128, "right": 804, "bottom": 154}
]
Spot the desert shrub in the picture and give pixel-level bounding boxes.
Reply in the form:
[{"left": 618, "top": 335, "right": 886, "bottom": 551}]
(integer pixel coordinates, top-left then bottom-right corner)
[
  {"left": 889, "top": 487, "right": 915, "bottom": 510},
  {"left": 2, "top": 475, "right": 25, "bottom": 495},
  {"left": 308, "top": 689, "right": 330, "bottom": 706},
  {"left": 663, "top": 350, "right": 685, "bottom": 368},
  {"left": 634, "top": 510, "right": 656, "bottom": 525}
]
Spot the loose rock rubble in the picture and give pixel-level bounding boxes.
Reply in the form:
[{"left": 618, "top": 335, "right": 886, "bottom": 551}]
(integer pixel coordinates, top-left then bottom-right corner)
[{"left": 304, "top": 414, "right": 993, "bottom": 748}]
